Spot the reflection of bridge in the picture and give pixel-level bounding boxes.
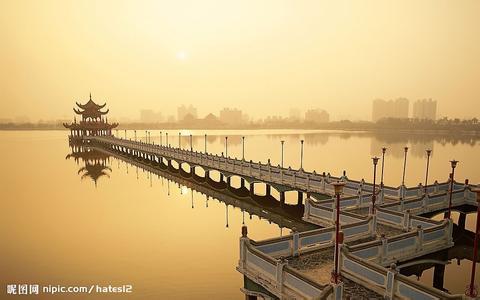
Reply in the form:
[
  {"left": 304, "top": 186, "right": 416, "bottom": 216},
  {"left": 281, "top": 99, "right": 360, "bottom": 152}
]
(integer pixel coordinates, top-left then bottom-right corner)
[{"left": 90, "top": 145, "right": 316, "bottom": 232}]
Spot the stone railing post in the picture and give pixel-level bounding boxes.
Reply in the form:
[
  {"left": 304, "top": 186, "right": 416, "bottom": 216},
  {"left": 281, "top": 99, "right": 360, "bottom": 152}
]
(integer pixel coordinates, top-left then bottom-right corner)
[
  {"left": 306, "top": 174, "right": 310, "bottom": 191},
  {"left": 292, "top": 228, "right": 299, "bottom": 257},
  {"left": 380, "top": 234, "right": 387, "bottom": 263},
  {"left": 293, "top": 173, "right": 296, "bottom": 188},
  {"left": 304, "top": 198, "right": 311, "bottom": 219},
  {"left": 385, "top": 263, "right": 397, "bottom": 299},
  {"left": 403, "top": 210, "right": 410, "bottom": 231},
  {"left": 239, "top": 226, "right": 249, "bottom": 271},
  {"left": 434, "top": 180, "right": 439, "bottom": 193},
  {"left": 417, "top": 183, "right": 423, "bottom": 196},
  {"left": 416, "top": 225, "right": 423, "bottom": 251},
  {"left": 276, "top": 257, "right": 287, "bottom": 294}
]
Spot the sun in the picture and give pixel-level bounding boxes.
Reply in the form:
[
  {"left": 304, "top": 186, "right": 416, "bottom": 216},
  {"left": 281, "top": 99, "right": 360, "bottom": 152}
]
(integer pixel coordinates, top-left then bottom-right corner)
[{"left": 176, "top": 50, "right": 187, "bottom": 61}]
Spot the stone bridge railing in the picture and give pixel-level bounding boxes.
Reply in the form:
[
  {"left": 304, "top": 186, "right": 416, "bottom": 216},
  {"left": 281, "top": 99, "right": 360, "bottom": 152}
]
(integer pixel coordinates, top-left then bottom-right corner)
[{"left": 88, "top": 136, "right": 472, "bottom": 199}]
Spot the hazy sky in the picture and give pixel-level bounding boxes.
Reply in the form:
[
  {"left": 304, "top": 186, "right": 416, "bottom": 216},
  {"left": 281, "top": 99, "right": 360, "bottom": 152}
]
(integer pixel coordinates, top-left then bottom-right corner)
[{"left": 1, "top": 0, "right": 479, "bottom": 121}]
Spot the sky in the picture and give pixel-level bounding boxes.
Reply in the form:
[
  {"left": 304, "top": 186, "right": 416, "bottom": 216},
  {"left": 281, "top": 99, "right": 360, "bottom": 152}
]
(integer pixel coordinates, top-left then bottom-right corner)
[{"left": 1, "top": 0, "right": 480, "bottom": 122}]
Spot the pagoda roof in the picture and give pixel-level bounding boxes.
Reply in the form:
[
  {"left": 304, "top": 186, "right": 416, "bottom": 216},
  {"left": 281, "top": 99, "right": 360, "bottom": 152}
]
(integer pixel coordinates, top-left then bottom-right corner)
[{"left": 73, "top": 93, "right": 110, "bottom": 118}]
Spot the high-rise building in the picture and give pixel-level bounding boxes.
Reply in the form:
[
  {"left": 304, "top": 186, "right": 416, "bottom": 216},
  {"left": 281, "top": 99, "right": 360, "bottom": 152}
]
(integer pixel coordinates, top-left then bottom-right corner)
[
  {"left": 289, "top": 108, "right": 301, "bottom": 121},
  {"left": 140, "top": 109, "right": 163, "bottom": 123},
  {"left": 372, "top": 98, "right": 409, "bottom": 122},
  {"left": 413, "top": 99, "right": 437, "bottom": 120},
  {"left": 219, "top": 108, "right": 243, "bottom": 125},
  {"left": 177, "top": 105, "right": 198, "bottom": 121},
  {"left": 305, "top": 109, "right": 330, "bottom": 123}
]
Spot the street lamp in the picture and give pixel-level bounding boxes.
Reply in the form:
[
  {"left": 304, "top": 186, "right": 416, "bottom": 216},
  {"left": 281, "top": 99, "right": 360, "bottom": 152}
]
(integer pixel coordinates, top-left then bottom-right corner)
[
  {"left": 179, "top": 132, "right": 181, "bottom": 148},
  {"left": 300, "top": 139, "right": 304, "bottom": 170},
  {"left": 424, "top": 149, "right": 432, "bottom": 194},
  {"left": 446, "top": 159, "right": 458, "bottom": 219},
  {"left": 225, "top": 136, "right": 228, "bottom": 157},
  {"left": 242, "top": 136, "right": 245, "bottom": 160},
  {"left": 124, "top": 129, "right": 127, "bottom": 139},
  {"left": 371, "top": 157, "right": 379, "bottom": 214},
  {"left": 401, "top": 146, "right": 409, "bottom": 186},
  {"left": 190, "top": 134, "right": 193, "bottom": 151},
  {"left": 134, "top": 130, "right": 137, "bottom": 141},
  {"left": 145, "top": 130, "right": 147, "bottom": 143},
  {"left": 380, "top": 147, "right": 387, "bottom": 189},
  {"left": 281, "top": 140, "right": 285, "bottom": 168},
  {"left": 166, "top": 132, "right": 168, "bottom": 146},
  {"left": 331, "top": 181, "right": 345, "bottom": 284},
  {"left": 160, "top": 131, "right": 162, "bottom": 145},
  {"left": 466, "top": 188, "right": 480, "bottom": 297}
]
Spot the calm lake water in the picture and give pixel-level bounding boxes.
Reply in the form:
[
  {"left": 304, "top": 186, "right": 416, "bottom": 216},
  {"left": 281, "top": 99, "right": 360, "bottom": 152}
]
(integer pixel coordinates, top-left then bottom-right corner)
[{"left": 1, "top": 130, "right": 479, "bottom": 298}]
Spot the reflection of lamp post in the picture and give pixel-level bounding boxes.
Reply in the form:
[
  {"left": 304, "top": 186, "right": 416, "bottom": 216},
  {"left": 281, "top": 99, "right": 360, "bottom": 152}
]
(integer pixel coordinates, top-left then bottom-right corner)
[
  {"left": 401, "top": 146, "right": 408, "bottom": 186},
  {"left": 190, "top": 134, "right": 193, "bottom": 151},
  {"left": 300, "top": 140, "right": 304, "bottom": 170},
  {"left": 380, "top": 147, "right": 387, "bottom": 189},
  {"left": 204, "top": 134, "right": 207, "bottom": 153},
  {"left": 466, "top": 189, "right": 480, "bottom": 298},
  {"left": 281, "top": 140, "right": 285, "bottom": 168},
  {"left": 372, "top": 157, "right": 379, "bottom": 214},
  {"left": 424, "top": 149, "right": 432, "bottom": 194},
  {"left": 445, "top": 159, "right": 458, "bottom": 219},
  {"left": 225, "top": 136, "right": 228, "bottom": 157},
  {"left": 242, "top": 136, "right": 245, "bottom": 160},
  {"left": 331, "top": 181, "right": 345, "bottom": 284}
]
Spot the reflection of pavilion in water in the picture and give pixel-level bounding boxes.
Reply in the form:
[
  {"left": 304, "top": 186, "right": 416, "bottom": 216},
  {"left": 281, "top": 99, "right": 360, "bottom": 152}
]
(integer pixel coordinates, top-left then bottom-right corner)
[{"left": 66, "top": 142, "right": 112, "bottom": 186}]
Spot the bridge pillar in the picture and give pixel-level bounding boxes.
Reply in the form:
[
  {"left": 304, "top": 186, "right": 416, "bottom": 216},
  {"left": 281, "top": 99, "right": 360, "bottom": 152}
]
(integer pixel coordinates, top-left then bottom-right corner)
[
  {"left": 458, "top": 212, "right": 466, "bottom": 230},
  {"left": 245, "top": 295, "right": 256, "bottom": 300},
  {"left": 191, "top": 166, "right": 196, "bottom": 176},
  {"left": 240, "top": 178, "right": 245, "bottom": 188},
  {"left": 280, "top": 191, "right": 285, "bottom": 204},
  {"left": 297, "top": 191, "right": 303, "bottom": 205},
  {"left": 227, "top": 176, "right": 231, "bottom": 186},
  {"left": 250, "top": 183, "right": 255, "bottom": 196},
  {"left": 266, "top": 184, "right": 271, "bottom": 197},
  {"left": 433, "top": 263, "right": 446, "bottom": 291},
  {"left": 220, "top": 173, "right": 224, "bottom": 182},
  {"left": 205, "top": 170, "right": 210, "bottom": 179}
]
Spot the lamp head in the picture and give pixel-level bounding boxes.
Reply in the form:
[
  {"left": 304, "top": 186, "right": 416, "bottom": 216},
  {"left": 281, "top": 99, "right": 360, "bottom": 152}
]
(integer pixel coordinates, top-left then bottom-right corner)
[
  {"left": 382, "top": 147, "right": 387, "bottom": 154},
  {"left": 332, "top": 181, "right": 346, "bottom": 195},
  {"left": 404, "top": 146, "right": 409, "bottom": 152},
  {"left": 450, "top": 160, "right": 458, "bottom": 169},
  {"left": 426, "top": 149, "right": 432, "bottom": 156},
  {"left": 372, "top": 156, "right": 379, "bottom": 165}
]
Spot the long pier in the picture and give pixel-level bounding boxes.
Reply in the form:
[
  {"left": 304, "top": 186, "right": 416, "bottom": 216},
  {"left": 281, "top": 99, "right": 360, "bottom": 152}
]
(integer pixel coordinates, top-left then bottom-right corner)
[{"left": 82, "top": 135, "right": 479, "bottom": 299}]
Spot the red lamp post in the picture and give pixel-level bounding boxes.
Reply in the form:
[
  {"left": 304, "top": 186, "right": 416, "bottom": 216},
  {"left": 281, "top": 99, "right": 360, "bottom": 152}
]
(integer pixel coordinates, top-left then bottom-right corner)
[
  {"left": 372, "top": 157, "right": 379, "bottom": 214},
  {"left": 331, "top": 181, "right": 346, "bottom": 284},
  {"left": 424, "top": 149, "right": 432, "bottom": 195},
  {"left": 466, "top": 188, "right": 480, "bottom": 297},
  {"left": 446, "top": 160, "right": 458, "bottom": 219}
]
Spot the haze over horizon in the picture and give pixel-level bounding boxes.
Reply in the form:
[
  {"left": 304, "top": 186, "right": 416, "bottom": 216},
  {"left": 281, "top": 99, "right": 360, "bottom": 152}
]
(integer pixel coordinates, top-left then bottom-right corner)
[{"left": 1, "top": 0, "right": 479, "bottom": 122}]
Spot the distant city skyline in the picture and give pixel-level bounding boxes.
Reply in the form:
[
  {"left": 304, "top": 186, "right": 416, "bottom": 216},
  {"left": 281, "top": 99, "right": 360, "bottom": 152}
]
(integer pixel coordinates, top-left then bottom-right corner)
[{"left": 2, "top": 1, "right": 480, "bottom": 122}]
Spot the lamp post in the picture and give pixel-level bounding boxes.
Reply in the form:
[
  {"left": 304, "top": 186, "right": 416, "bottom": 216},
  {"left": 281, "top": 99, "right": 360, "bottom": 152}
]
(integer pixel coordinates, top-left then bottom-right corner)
[
  {"left": 424, "top": 149, "right": 432, "bottom": 195},
  {"left": 281, "top": 140, "right": 285, "bottom": 168},
  {"left": 401, "top": 146, "right": 408, "bottom": 186},
  {"left": 300, "top": 139, "right": 304, "bottom": 170},
  {"left": 178, "top": 132, "right": 181, "bottom": 148},
  {"left": 124, "top": 129, "right": 127, "bottom": 139},
  {"left": 148, "top": 131, "right": 151, "bottom": 143},
  {"left": 380, "top": 147, "right": 386, "bottom": 189},
  {"left": 445, "top": 159, "right": 458, "bottom": 219},
  {"left": 190, "top": 134, "right": 193, "bottom": 151},
  {"left": 204, "top": 134, "right": 207, "bottom": 153},
  {"left": 331, "top": 181, "right": 345, "bottom": 284},
  {"left": 225, "top": 136, "right": 228, "bottom": 157},
  {"left": 166, "top": 132, "right": 168, "bottom": 146},
  {"left": 160, "top": 131, "right": 162, "bottom": 145},
  {"left": 145, "top": 130, "right": 147, "bottom": 143},
  {"left": 466, "top": 188, "right": 480, "bottom": 298},
  {"left": 242, "top": 136, "right": 245, "bottom": 160},
  {"left": 134, "top": 130, "right": 137, "bottom": 141},
  {"left": 372, "top": 157, "right": 379, "bottom": 214}
]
